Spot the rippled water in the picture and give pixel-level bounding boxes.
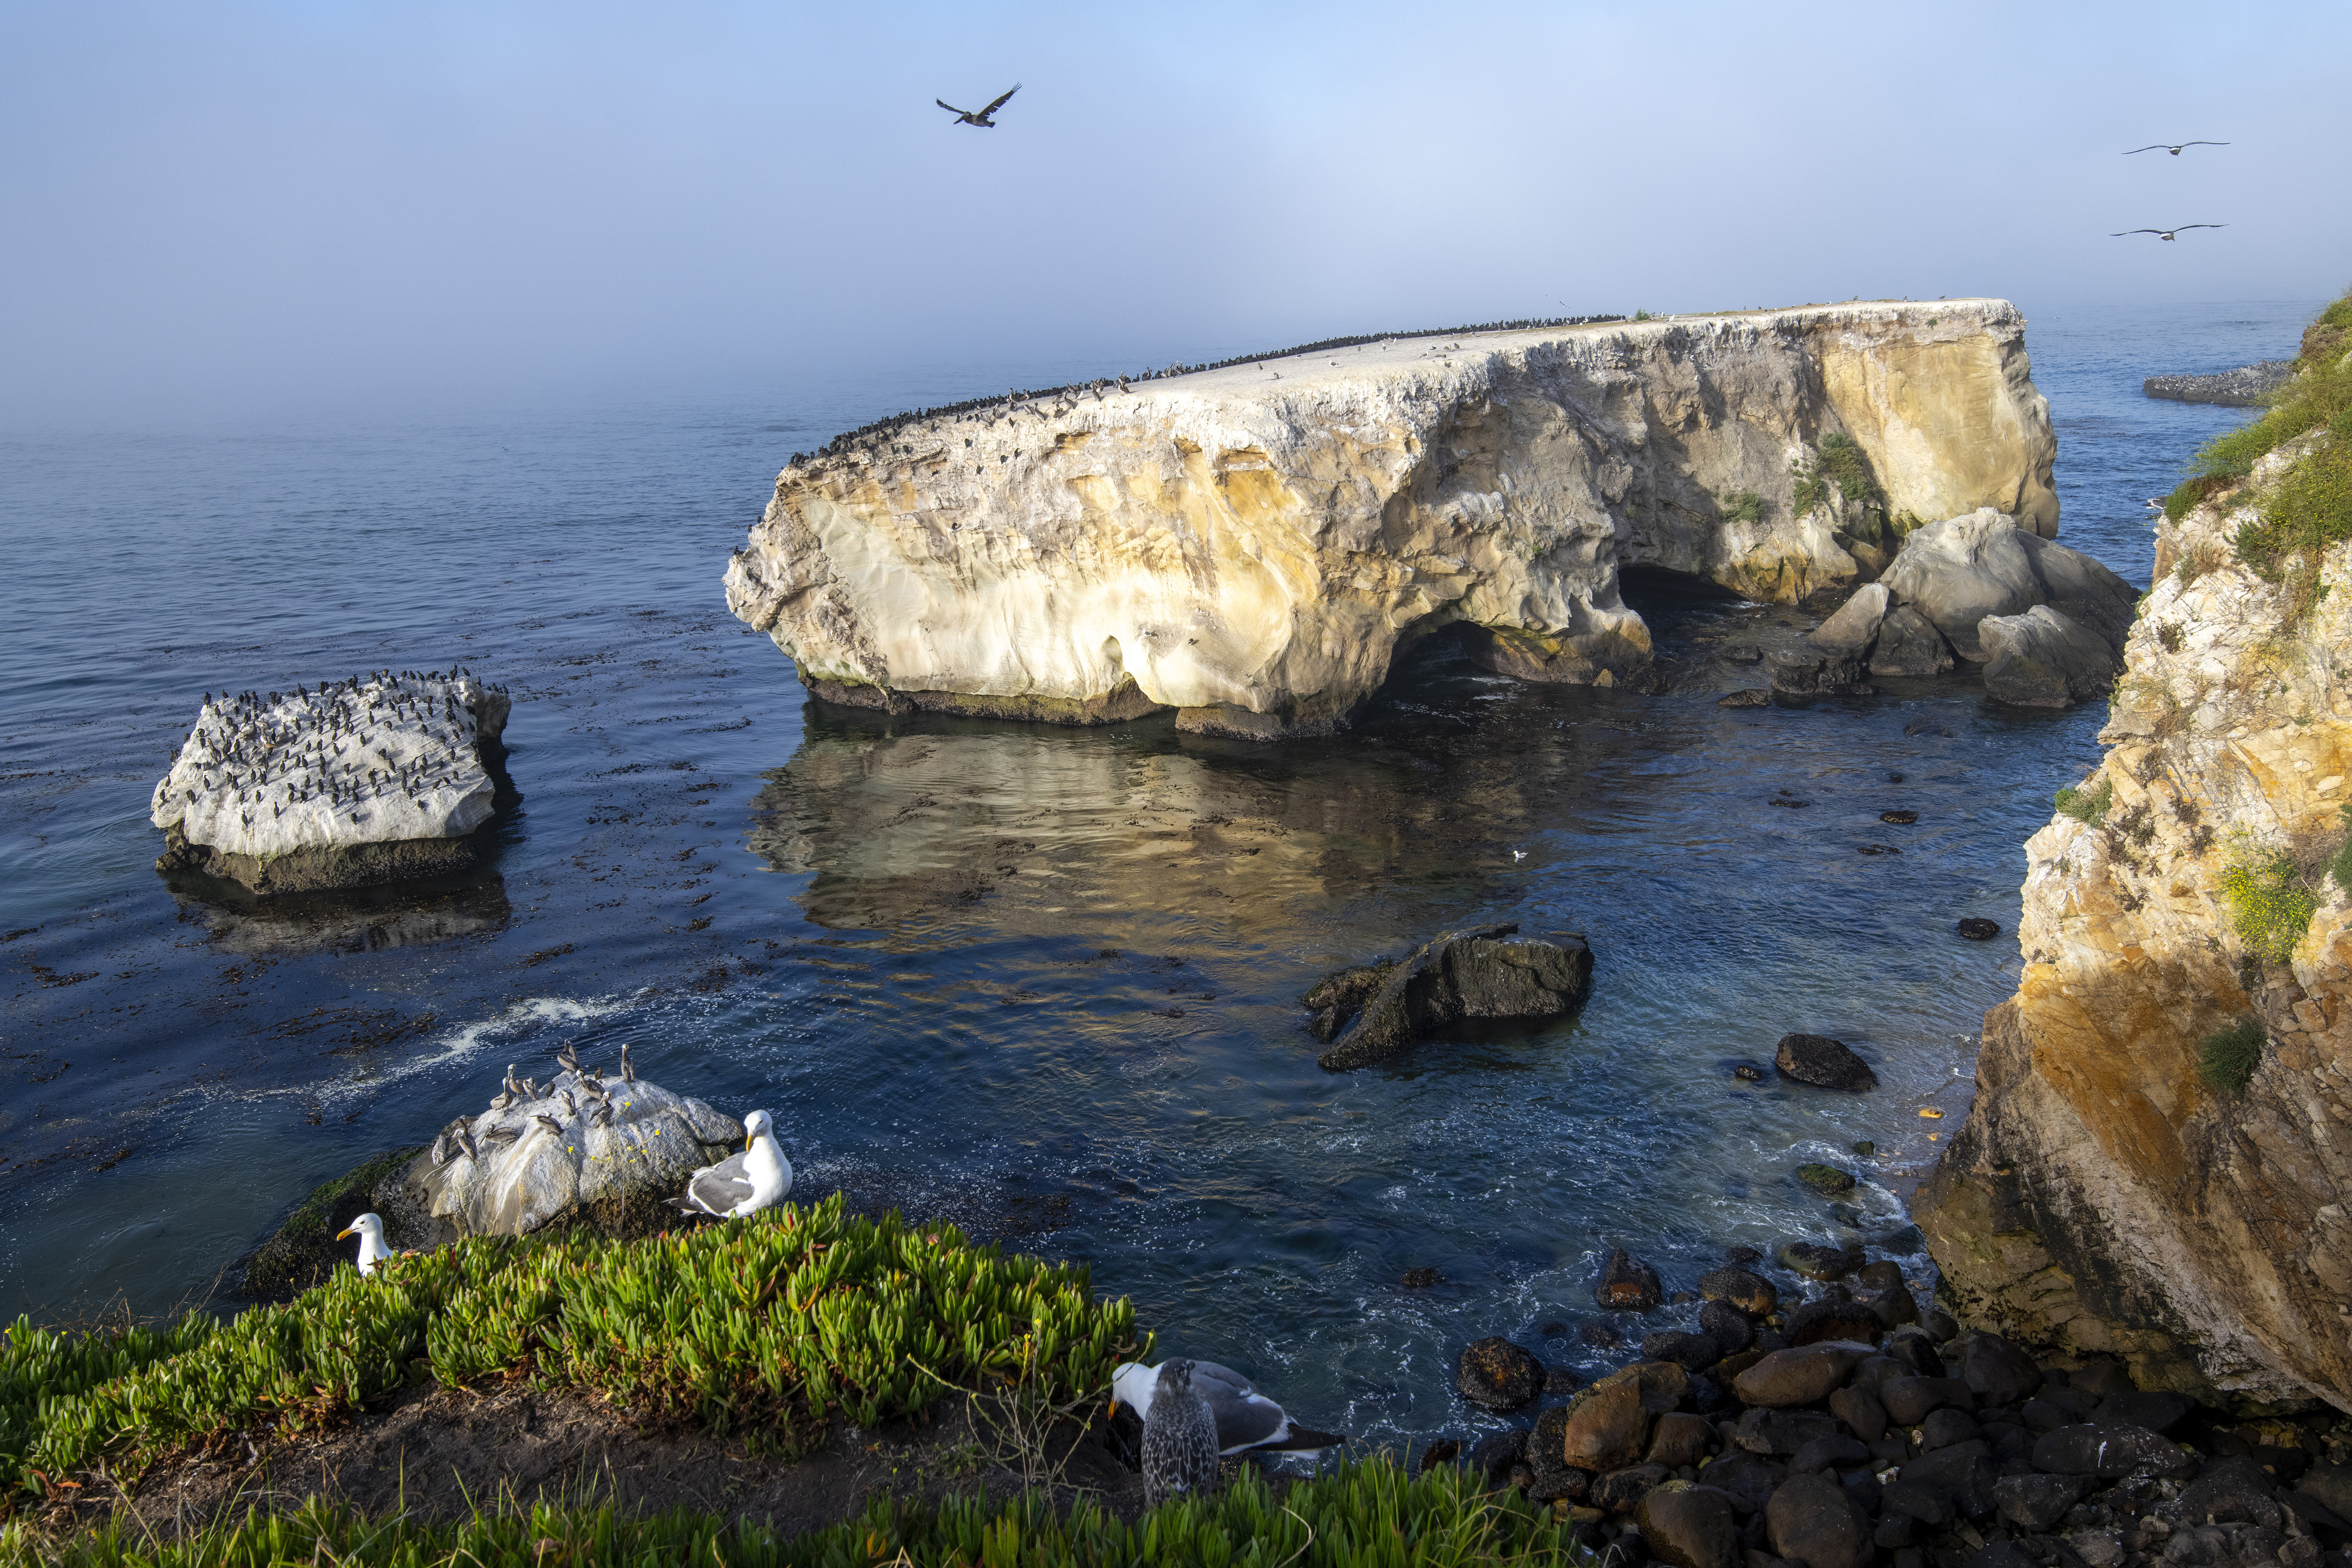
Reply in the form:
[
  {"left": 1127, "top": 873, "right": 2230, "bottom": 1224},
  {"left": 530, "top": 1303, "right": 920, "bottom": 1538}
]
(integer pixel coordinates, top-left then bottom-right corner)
[{"left": 0, "top": 299, "right": 2312, "bottom": 1451}]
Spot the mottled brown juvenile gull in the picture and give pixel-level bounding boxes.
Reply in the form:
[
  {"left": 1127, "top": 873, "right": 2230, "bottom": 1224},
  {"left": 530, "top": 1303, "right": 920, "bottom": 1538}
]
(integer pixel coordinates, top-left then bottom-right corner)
[{"left": 1139, "top": 1360, "right": 1220, "bottom": 1508}]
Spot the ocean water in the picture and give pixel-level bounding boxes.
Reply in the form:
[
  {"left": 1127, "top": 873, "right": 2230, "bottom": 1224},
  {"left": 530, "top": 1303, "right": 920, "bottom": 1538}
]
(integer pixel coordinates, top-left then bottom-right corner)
[{"left": 0, "top": 300, "right": 2311, "bottom": 1452}]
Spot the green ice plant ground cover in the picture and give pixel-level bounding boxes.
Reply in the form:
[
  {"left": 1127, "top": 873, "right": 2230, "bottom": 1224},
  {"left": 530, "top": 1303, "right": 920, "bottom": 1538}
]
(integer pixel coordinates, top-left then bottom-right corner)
[
  {"left": 6, "top": 1461, "right": 1586, "bottom": 1567},
  {"left": 0, "top": 1195, "right": 1139, "bottom": 1510}
]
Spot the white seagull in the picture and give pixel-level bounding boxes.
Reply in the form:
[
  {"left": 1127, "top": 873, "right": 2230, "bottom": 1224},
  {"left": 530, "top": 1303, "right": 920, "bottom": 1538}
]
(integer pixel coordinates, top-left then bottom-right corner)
[
  {"left": 336, "top": 1212, "right": 390, "bottom": 1277},
  {"left": 1111, "top": 1359, "right": 1345, "bottom": 1455},
  {"left": 2110, "top": 225, "right": 2225, "bottom": 241},
  {"left": 672, "top": 1108, "right": 792, "bottom": 1218},
  {"left": 2123, "top": 142, "right": 2228, "bottom": 156}
]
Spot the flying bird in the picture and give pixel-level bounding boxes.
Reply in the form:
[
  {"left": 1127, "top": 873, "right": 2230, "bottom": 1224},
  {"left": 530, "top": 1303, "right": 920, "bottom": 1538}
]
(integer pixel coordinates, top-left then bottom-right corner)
[
  {"left": 937, "top": 83, "right": 1020, "bottom": 127},
  {"left": 2124, "top": 142, "right": 2228, "bottom": 156},
  {"left": 2110, "top": 226, "right": 2225, "bottom": 241}
]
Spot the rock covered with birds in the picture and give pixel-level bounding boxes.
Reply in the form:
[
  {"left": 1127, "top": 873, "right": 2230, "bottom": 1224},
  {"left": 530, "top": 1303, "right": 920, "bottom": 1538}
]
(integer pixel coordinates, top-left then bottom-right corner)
[
  {"left": 375, "top": 1040, "right": 745, "bottom": 1245},
  {"left": 149, "top": 667, "right": 512, "bottom": 893},
  {"left": 726, "top": 301, "right": 2058, "bottom": 740}
]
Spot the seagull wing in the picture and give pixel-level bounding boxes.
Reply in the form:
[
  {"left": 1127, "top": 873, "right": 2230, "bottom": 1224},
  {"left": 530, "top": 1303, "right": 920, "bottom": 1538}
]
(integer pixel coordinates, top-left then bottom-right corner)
[
  {"left": 2122, "top": 145, "right": 2166, "bottom": 155},
  {"left": 676, "top": 1151, "right": 756, "bottom": 1215},
  {"left": 2182, "top": 141, "right": 2228, "bottom": 148},
  {"left": 2176, "top": 224, "right": 2225, "bottom": 230},
  {"left": 2110, "top": 230, "right": 2166, "bottom": 236},
  {"left": 937, "top": 99, "right": 969, "bottom": 116},
  {"left": 981, "top": 83, "right": 1020, "bottom": 116}
]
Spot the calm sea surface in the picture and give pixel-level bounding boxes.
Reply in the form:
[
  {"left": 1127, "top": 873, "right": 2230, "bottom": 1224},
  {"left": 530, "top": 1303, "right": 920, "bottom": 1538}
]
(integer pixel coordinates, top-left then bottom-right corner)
[{"left": 0, "top": 300, "right": 2311, "bottom": 1452}]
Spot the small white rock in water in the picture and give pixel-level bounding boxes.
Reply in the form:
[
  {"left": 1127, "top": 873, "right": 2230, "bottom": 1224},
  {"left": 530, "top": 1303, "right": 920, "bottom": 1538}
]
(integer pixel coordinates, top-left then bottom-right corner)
[
  {"left": 387, "top": 1072, "right": 744, "bottom": 1241},
  {"left": 148, "top": 669, "right": 511, "bottom": 893}
]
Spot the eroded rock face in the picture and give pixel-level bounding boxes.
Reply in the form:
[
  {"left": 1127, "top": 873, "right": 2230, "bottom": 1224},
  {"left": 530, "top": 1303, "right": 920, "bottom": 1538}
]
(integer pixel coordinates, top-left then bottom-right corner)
[
  {"left": 1915, "top": 437, "right": 2352, "bottom": 1412},
  {"left": 151, "top": 672, "right": 511, "bottom": 894},
  {"left": 727, "top": 302, "right": 2056, "bottom": 738}
]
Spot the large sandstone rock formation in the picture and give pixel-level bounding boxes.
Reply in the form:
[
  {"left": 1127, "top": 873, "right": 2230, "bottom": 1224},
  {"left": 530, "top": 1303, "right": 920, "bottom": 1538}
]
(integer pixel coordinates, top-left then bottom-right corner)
[
  {"left": 1916, "top": 438, "right": 2352, "bottom": 1411},
  {"left": 151, "top": 671, "right": 511, "bottom": 894},
  {"left": 726, "top": 301, "right": 2056, "bottom": 738}
]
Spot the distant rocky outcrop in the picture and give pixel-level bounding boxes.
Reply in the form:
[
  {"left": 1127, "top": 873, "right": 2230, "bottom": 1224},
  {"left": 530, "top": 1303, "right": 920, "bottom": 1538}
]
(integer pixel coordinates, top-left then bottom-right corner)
[
  {"left": 1769, "top": 510, "right": 2136, "bottom": 706},
  {"left": 728, "top": 301, "right": 2057, "bottom": 739},
  {"left": 151, "top": 671, "right": 511, "bottom": 894},
  {"left": 1916, "top": 434, "right": 2352, "bottom": 1411},
  {"left": 2145, "top": 361, "right": 2295, "bottom": 408},
  {"left": 1307, "top": 924, "right": 1593, "bottom": 1070}
]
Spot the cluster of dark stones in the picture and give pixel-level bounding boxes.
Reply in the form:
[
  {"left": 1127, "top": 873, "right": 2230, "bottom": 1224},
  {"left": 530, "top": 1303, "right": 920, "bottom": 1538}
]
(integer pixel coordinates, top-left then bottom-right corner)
[
  {"left": 1436, "top": 1261, "right": 2352, "bottom": 1568},
  {"left": 786, "top": 315, "right": 1631, "bottom": 465}
]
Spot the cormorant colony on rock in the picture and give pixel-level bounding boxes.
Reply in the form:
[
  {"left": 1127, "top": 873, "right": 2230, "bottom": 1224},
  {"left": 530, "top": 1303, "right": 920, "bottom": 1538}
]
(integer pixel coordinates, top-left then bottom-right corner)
[{"left": 782, "top": 314, "right": 1631, "bottom": 469}]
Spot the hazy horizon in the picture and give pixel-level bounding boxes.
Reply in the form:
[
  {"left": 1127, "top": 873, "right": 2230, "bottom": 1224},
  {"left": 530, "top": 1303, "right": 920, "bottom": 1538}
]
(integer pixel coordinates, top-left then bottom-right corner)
[{"left": 4, "top": 0, "right": 2346, "bottom": 433}]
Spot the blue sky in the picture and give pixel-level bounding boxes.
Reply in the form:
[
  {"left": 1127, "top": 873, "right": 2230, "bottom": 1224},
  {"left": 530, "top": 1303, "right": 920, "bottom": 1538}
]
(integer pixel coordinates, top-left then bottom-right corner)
[{"left": 3, "top": 0, "right": 2345, "bottom": 426}]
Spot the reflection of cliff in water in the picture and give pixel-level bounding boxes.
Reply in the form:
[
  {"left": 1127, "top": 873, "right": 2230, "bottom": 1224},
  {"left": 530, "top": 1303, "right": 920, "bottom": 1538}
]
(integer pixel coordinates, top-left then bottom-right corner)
[
  {"left": 746, "top": 659, "right": 1664, "bottom": 940},
  {"left": 182, "top": 877, "right": 512, "bottom": 956}
]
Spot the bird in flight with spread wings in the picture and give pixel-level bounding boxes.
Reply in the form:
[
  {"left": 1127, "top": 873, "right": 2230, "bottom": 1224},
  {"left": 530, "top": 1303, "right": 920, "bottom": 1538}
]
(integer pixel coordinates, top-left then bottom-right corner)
[
  {"left": 937, "top": 83, "right": 1020, "bottom": 127},
  {"left": 2123, "top": 142, "right": 2228, "bottom": 156},
  {"left": 2110, "top": 225, "right": 2226, "bottom": 241}
]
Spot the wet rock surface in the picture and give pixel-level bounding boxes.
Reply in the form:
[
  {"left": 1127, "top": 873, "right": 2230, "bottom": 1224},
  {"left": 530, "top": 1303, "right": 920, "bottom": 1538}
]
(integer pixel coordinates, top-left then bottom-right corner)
[
  {"left": 1310, "top": 924, "right": 1592, "bottom": 1070},
  {"left": 1431, "top": 1310, "right": 2352, "bottom": 1568},
  {"left": 1776, "top": 1034, "right": 1879, "bottom": 1091},
  {"left": 1456, "top": 1335, "right": 1546, "bottom": 1411}
]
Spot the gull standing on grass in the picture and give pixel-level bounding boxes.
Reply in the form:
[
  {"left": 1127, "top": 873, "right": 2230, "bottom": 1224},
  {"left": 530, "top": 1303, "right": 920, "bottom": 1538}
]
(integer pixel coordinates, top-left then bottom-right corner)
[
  {"left": 672, "top": 1108, "right": 792, "bottom": 1218},
  {"left": 336, "top": 1213, "right": 390, "bottom": 1277}
]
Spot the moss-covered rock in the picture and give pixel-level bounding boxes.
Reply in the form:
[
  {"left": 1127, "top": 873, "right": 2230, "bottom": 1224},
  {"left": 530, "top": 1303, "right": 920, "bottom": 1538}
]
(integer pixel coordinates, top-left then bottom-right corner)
[{"left": 236, "top": 1144, "right": 425, "bottom": 1299}]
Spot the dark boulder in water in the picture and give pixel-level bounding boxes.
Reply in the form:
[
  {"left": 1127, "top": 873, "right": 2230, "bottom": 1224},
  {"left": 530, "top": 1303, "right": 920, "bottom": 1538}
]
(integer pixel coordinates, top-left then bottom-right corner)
[
  {"left": 1311, "top": 924, "right": 1593, "bottom": 1071},
  {"left": 1456, "top": 1335, "right": 1545, "bottom": 1411},
  {"left": 1718, "top": 688, "right": 1773, "bottom": 708},
  {"left": 1775, "top": 1033, "right": 1878, "bottom": 1091},
  {"left": 1594, "top": 1248, "right": 1664, "bottom": 1310},
  {"left": 1956, "top": 917, "right": 2001, "bottom": 940}
]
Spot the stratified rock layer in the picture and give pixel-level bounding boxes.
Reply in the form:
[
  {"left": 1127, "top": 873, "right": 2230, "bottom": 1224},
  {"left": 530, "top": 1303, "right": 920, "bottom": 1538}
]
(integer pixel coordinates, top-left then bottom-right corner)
[
  {"left": 151, "top": 671, "right": 511, "bottom": 894},
  {"left": 1916, "top": 437, "right": 2352, "bottom": 1412},
  {"left": 727, "top": 301, "right": 2056, "bottom": 738}
]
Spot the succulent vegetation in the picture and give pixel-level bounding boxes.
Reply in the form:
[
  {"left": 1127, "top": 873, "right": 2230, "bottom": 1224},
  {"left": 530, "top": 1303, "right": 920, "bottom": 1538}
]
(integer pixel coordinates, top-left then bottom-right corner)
[
  {"left": 2217, "top": 836, "right": 2320, "bottom": 964},
  {"left": 7, "top": 1459, "right": 1580, "bottom": 1567},
  {"left": 1790, "top": 433, "right": 1882, "bottom": 519},
  {"left": 2054, "top": 774, "right": 2115, "bottom": 826},
  {"left": 2195, "top": 1016, "right": 2268, "bottom": 1095},
  {"left": 2332, "top": 801, "right": 2352, "bottom": 893},
  {"left": 2, "top": 1196, "right": 1140, "bottom": 1507}
]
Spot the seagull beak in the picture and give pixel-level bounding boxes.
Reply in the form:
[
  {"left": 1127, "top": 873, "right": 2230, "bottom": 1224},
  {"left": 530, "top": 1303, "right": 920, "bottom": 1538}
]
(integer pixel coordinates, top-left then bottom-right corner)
[
  {"left": 336, "top": 1226, "right": 358, "bottom": 1240},
  {"left": 1108, "top": 1397, "right": 1120, "bottom": 1418}
]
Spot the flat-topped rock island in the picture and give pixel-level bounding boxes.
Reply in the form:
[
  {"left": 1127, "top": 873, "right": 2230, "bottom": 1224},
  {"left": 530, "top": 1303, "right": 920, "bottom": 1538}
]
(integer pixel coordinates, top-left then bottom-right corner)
[
  {"left": 726, "top": 299, "right": 2058, "bottom": 738},
  {"left": 151, "top": 670, "right": 512, "bottom": 895}
]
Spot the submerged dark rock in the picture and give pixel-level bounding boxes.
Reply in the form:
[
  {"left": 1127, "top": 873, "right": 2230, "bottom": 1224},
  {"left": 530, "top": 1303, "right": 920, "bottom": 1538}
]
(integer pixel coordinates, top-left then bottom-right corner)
[
  {"left": 1955, "top": 917, "right": 2000, "bottom": 940},
  {"left": 1312, "top": 924, "right": 1593, "bottom": 1071}
]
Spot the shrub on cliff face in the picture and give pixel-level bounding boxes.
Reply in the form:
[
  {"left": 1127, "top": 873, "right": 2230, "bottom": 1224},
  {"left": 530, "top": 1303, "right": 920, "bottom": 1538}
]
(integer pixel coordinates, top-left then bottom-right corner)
[
  {"left": 2218, "top": 836, "right": 2319, "bottom": 963},
  {"left": 1791, "top": 433, "right": 1882, "bottom": 519},
  {"left": 2332, "top": 802, "right": 2352, "bottom": 893},
  {"left": 2054, "top": 775, "right": 2114, "bottom": 825},
  {"left": 2196, "top": 1017, "right": 2267, "bottom": 1094}
]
